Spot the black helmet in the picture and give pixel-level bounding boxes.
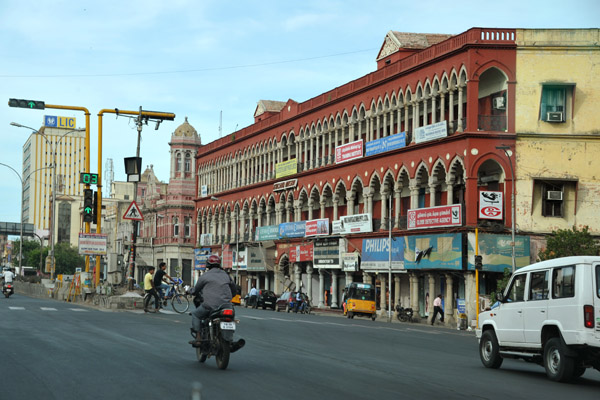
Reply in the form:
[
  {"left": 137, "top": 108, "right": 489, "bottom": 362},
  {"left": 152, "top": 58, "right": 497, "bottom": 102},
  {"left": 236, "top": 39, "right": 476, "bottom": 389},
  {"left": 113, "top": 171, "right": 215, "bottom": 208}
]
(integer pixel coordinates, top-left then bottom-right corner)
[{"left": 206, "top": 254, "right": 221, "bottom": 269}]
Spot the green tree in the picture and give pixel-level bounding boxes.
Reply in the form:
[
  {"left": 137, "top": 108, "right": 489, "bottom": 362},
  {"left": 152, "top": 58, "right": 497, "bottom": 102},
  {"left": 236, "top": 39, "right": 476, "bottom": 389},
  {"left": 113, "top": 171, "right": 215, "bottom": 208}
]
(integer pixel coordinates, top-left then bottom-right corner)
[
  {"left": 537, "top": 226, "right": 600, "bottom": 261},
  {"left": 491, "top": 268, "right": 512, "bottom": 304},
  {"left": 54, "top": 242, "right": 85, "bottom": 275},
  {"left": 11, "top": 239, "right": 45, "bottom": 269}
]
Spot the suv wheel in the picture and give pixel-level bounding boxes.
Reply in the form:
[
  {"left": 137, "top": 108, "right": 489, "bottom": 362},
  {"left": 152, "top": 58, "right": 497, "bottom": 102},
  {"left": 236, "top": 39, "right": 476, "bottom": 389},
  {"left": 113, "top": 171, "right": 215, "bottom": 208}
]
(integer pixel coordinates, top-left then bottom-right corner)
[
  {"left": 479, "top": 330, "right": 503, "bottom": 369},
  {"left": 544, "top": 337, "right": 575, "bottom": 382}
]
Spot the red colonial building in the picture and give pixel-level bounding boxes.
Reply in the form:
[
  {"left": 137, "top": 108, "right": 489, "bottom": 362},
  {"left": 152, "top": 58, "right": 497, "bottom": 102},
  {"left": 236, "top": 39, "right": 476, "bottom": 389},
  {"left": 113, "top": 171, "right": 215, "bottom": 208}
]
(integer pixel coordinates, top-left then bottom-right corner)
[{"left": 194, "top": 28, "right": 522, "bottom": 326}]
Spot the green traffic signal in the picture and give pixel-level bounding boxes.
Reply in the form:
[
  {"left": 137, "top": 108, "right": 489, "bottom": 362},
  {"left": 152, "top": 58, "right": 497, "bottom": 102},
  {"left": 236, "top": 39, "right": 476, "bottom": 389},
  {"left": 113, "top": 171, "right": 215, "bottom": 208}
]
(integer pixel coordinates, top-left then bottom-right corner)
[
  {"left": 8, "top": 98, "right": 45, "bottom": 110},
  {"left": 83, "top": 189, "right": 94, "bottom": 223}
]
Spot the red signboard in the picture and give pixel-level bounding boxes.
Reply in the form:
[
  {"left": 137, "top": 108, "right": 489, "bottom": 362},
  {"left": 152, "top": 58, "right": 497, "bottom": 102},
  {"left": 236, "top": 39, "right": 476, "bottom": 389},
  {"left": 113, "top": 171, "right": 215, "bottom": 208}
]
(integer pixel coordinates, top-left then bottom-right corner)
[
  {"left": 407, "top": 205, "right": 462, "bottom": 230},
  {"left": 290, "top": 244, "right": 314, "bottom": 262},
  {"left": 305, "top": 218, "right": 329, "bottom": 236},
  {"left": 222, "top": 244, "right": 233, "bottom": 269},
  {"left": 335, "top": 139, "right": 363, "bottom": 164}
]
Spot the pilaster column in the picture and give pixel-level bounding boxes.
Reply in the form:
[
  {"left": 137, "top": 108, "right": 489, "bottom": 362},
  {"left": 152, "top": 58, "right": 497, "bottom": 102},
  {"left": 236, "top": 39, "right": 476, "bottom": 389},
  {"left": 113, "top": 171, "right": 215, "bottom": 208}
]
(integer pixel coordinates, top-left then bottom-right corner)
[
  {"left": 318, "top": 269, "right": 325, "bottom": 308},
  {"left": 446, "top": 175, "right": 455, "bottom": 205},
  {"left": 394, "top": 187, "right": 401, "bottom": 229},
  {"left": 428, "top": 273, "right": 436, "bottom": 323},
  {"left": 331, "top": 270, "right": 338, "bottom": 308},
  {"left": 422, "top": 96, "right": 428, "bottom": 127},
  {"left": 307, "top": 199, "right": 314, "bottom": 220},
  {"left": 448, "top": 89, "right": 455, "bottom": 133},
  {"left": 394, "top": 275, "right": 401, "bottom": 309},
  {"left": 409, "top": 179, "right": 419, "bottom": 209},
  {"left": 294, "top": 263, "right": 302, "bottom": 293},
  {"left": 346, "top": 194, "right": 355, "bottom": 216},
  {"left": 320, "top": 200, "right": 326, "bottom": 219},
  {"left": 380, "top": 273, "right": 387, "bottom": 313},
  {"left": 380, "top": 189, "right": 389, "bottom": 229},
  {"left": 440, "top": 91, "right": 446, "bottom": 122},
  {"left": 409, "top": 272, "right": 419, "bottom": 315},
  {"left": 432, "top": 94, "right": 437, "bottom": 124},
  {"left": 376, "top": 114, "right": 381, "bottom": 139},
  {"left": 429, "top": 178, "right": 437, "bottom": 207},
  {"left": 306, "top": 266, "right": 313, "bottom": 303},
  {"left": 445, "top": 273, "right": 455, "bottom": 326},
  {"left": 457, "top": 85, "right": 464, "bottom": 132},
  {"left": 333, "top": 194, "right": 339, "bottom": 220}
]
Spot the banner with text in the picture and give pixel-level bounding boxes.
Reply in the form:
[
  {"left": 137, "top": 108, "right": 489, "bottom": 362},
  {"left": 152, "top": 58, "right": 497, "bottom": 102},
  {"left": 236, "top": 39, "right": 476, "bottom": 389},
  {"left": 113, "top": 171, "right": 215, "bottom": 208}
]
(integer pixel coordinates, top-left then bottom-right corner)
[
  {"left": 275, "top": 158, "right": 298, "bottom": 179},
  {"left": 313, "top": 238, "right": 343, "bottom": 268},
  {"left": 407, "top": 204, "right": 461, "bottom": 230},
  {"left": 414, "top": 120, "right": 448, "bottom": 144},
  {"left": 404, "top": 233, "right": 463, "bottom": 270},
  {"left": 305, "top": 218, "right": 330, "bottom": 237},
  {"left": 279, "top": 221, "right": 306, "bottom": 238},
  {"left": 290, "top": 243, "right": 314, "bottom": 262},
  {"left": 255, "top": 225, "right": 280, "bottom": 241},
  {"left": 335, "top": 139, "right": 363, "bottom": 164},
  {"left": 332, "top": 213, "right": 372, "bottom": 235},
  {"left": 365, "top": 132, "right": 406, "bottom": 157},
  {"left": 361, "top": 237, "right": 405, "bottom": 271}
]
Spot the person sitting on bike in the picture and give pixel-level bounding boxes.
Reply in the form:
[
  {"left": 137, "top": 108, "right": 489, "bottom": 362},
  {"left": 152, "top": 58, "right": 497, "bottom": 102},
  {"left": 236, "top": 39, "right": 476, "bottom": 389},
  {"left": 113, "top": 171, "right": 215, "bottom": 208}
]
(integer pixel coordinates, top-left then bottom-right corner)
[
  {"left": 2, "top": 268, "right": 15, "bottom": 289},
  {"left": 143, "top": 266, "right": 160, "bottom": 313},
  {"left": 154, "top": 262, "right": 176, "bottom": 303}
]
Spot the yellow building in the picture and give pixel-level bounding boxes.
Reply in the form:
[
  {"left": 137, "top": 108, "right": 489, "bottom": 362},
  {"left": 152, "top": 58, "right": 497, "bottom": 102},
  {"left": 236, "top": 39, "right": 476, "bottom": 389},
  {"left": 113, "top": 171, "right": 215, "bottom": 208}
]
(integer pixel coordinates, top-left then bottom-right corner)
[{"left": 515, "top": 29, "right": 600, "bottom": 251}]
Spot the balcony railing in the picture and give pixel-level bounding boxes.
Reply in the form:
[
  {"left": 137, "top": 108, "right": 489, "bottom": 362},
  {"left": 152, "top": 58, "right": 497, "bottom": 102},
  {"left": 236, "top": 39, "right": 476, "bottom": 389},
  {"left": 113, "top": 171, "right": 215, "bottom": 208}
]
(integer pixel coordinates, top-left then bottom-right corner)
[{"left": 478, "top": 115, "right": 507, "bottom": 132}]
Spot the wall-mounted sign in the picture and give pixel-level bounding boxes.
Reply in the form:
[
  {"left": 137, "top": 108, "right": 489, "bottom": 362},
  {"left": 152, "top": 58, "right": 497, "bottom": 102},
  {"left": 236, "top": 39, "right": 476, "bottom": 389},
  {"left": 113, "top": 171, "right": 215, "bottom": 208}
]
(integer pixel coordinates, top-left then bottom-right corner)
[
  {"left": 275, "top": 158, "right": 298, "bottom": 179},
  {"left": 404, "top": 233, "right": 463, "bottom": 270},
  {"left": 279, "top": 221, "right": 306, "bottom": 238},
  {"left": 365, "top": 132, "right": 406, "bottom": 157},
  {"left": 467, "top": 232, "right": 531, "bottom": 272},
  {"left": 199, "top": 233, "right": 213, "bottom": 246},
  {"left": 332, "top": 213, "right": 372, "bottom": 235},
  {"left": 361, "top": 237, "right": 405, "bottom": 271},
  {"left": 78, "top": 233, "right": 107, "bottom": 256},
  {"left": 407, "top": 204, "right": 461, "bottom": 230},
  {"left": 194, "top": 247, "right": 211, "bottom": 270},
  {"left": 44, "top": 115, "right": 77, "bottom": 129},
  {"left": 479, "top": 191, "right": 503, "bottom": 220},
  {"left": 201, "top": 185, "right": 208, "bottom": 197},
  {"left": 335, "top": 139, "right": 363, "bottom": 164},
  {"left": 273, "top": 179, "right": 298, "bottom": 192},
  {"left": 313, "top": 238, "right": 343, "bottom": 268},
  {"left": 341, "top": 252, "right": 359, "bottom": 271},
  {"left": 255, "top": 225, "right": 280, "bottom": 241},
  {"left": 305, "top": 218, "right": 329, "bottom": 236},
  {"left": 290, "top": 243, "right": 313, "bottom": 262},
  {"left": 414, "top": 120, "right": 448, "bottom": 144}
]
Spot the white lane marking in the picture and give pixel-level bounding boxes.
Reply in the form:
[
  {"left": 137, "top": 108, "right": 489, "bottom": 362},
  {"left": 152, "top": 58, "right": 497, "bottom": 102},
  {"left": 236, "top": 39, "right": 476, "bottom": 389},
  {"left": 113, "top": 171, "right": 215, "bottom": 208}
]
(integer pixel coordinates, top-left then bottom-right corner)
[
  {"left": 158, "top": 309, "right": 177, "bottom": 314},
  {"left": 40, "top": 307, "right": 57, "bottom": 311},
  {"left": 9, "top": 307, "right": 25, "bottom": 310},
  {"left": 69, "top": 308, "right": 89, "bottom": 312}
]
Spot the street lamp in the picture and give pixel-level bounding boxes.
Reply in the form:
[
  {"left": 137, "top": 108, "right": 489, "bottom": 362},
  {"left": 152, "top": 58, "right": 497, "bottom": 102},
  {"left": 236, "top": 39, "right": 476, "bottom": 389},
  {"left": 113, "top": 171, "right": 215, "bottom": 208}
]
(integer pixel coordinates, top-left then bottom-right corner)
[
  {"left": 11, "top": 122, "right": 85, "bottom": 280},
  {"left": 496, "top": 144, "right": 516, "bottom": 273},
  {"left": 387, "top": 190, "right": 393, "bottom": 322},
  {"left": 0, "top": 162, "right": 54, "bottom": 275}
]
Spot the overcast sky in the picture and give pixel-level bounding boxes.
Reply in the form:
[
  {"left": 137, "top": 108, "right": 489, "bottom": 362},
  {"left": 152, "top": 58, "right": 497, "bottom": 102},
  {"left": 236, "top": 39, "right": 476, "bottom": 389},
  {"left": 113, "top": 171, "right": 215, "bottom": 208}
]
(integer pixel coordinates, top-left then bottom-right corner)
[{"left": 1, "top": 0, "right": 598, "bottom": 234}]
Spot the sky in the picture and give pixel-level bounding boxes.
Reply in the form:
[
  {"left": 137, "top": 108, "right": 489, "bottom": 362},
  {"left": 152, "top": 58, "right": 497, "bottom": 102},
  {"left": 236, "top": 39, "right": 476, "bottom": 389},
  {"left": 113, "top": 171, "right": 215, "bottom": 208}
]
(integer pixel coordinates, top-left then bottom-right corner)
[{"left": 0, "top": 0, "right": 598, "bottom": 235}]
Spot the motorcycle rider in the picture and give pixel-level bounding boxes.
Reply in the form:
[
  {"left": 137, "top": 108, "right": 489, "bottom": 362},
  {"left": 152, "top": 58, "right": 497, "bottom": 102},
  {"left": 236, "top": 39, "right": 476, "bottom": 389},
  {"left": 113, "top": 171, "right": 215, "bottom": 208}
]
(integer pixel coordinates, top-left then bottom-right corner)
[
  {"left": 189, "top": 254, "right": 245, "bottom": 352},
  {"left": 2, "top": 268, "right": 15, "bottom": 288}
]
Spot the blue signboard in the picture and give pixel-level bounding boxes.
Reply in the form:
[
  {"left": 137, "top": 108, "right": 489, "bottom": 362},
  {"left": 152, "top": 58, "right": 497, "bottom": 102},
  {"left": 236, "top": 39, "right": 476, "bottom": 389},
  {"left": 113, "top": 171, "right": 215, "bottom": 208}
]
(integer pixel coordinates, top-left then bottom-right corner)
[
  {"left": 255, "top": 225, "right": 280, "bottom": 241},
  {"left": 279, "top": 221, "right": 306, "bottom": 238},
  {"left": 44, "top": 115, "right": 76, "bottom": 129},
  {"left": 361, "top": 237, "right": 405, "bottom": 270},
  {"left": 404, "top": 233, "right": 463, "bottom": 270},
  {"left": 467, "top": 233, "right": 530, "bottom": 272},
  {"left": 365, "top": 132, "right": 406, "bottom": 157},
  {"left": 194, "top": 247, "right": 211, "bottom": 270},
  {"left": 456, "top": 299, "right": 466, "bottom": 314}
]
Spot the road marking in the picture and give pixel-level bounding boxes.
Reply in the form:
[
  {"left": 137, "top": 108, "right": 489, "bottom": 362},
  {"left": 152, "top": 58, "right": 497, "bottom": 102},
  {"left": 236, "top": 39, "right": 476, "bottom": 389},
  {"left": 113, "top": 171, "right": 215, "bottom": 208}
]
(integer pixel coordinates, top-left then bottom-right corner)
[
  {"left": 69, "top": 308, "right": 89, "bottom": 312},
  {"left": 40, "top": 307, "right": 57, "bottom": 311},
  {"left": 9, "top": 307, "right": 25, "bottom": 310}
]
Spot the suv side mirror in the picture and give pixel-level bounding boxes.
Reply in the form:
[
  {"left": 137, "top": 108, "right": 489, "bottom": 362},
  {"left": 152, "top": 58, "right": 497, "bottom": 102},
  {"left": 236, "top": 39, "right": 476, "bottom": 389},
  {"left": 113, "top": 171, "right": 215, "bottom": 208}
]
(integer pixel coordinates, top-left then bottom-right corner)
[{"left": 496, "top": 292, "right": 505, "bottom": 302}]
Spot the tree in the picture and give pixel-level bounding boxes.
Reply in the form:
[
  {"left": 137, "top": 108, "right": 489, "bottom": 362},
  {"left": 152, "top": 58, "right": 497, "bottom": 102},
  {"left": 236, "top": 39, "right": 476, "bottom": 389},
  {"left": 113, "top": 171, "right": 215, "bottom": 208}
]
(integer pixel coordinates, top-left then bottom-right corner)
[
  {"left": 11, "top": 239, "right": 45, "bottom": 270},
  {"left": 54, "top": 242, "right": 85, "bottom": 275},
  {"left": 538, "top": 226, "right": 600, "bottom": 261}
]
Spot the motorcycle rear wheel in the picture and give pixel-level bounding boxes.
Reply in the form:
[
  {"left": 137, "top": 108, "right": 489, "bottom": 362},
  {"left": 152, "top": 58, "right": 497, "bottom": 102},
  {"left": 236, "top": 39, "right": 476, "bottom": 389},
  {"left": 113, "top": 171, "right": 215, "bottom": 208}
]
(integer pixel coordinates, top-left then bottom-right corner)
[{"left": 215, "top": 339, "right": 231, "bottom": 370}]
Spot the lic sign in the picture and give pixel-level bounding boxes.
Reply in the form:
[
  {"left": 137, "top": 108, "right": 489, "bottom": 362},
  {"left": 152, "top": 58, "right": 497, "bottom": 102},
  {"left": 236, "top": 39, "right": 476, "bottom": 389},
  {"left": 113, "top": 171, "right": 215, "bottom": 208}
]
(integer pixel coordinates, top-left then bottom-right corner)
[{"left": 44, "top": 115, "right": 76, "bottom": 129}]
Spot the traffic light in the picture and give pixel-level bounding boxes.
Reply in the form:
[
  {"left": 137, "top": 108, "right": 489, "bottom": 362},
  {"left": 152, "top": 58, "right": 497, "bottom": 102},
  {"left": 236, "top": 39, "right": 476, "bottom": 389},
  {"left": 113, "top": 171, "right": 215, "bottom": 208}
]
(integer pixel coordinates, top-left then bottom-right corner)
[
  {"left": 92, "top": 190, "right": 98, "bottom": 224},
  {"left": 8, "top": 98, "right": 45, "bottom": 110},
  {"left": 83, "top": 189, "right": 94, "bottom": 223},
  {"left": 475, "top": 255, "right": 483, "bottom": 270}
]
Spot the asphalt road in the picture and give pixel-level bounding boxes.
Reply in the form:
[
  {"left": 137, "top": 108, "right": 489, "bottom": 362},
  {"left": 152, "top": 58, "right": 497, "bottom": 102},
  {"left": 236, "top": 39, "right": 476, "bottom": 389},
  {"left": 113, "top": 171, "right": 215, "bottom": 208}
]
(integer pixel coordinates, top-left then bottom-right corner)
[{"left": 1, "top": 294, "right": 599, "bottom": 400}]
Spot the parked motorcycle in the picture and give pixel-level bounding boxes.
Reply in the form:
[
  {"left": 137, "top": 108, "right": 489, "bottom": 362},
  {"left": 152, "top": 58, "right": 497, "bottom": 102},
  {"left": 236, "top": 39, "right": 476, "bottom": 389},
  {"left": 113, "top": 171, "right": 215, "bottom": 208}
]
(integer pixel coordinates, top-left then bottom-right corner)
[
  {"left": 3, "top": 283, "right": 14, "bottom": 298},
  {"left": 191, "top": 304, "right": 245, "bottom": 370},
  {"left": 395, "top": 304, "right": 414, "bottom": 322}
]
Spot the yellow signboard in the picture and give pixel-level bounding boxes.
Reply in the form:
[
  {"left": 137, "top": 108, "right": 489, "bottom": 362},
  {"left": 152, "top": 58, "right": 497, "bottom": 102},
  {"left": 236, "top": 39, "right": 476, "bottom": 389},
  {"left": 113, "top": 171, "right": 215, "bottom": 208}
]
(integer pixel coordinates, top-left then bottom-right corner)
[
  {"left": 44, "top": 115, "right": 77, "bottom": 129},
  {"left": 275, "top": 158, "right": 297, "bottom": 179}
]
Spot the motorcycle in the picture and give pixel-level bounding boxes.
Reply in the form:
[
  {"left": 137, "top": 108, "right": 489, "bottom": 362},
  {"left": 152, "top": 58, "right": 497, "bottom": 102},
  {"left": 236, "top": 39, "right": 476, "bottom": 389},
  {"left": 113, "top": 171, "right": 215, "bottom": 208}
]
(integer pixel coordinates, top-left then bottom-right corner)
[
  {"left": 3, "top": 283, "right": 14, "bottom": 298},
  {"left": 191, "top": 304, "right": 245, "bottom": 370},
  {"left": 395, "top": 304, "right": 414, "bottom": 322}
]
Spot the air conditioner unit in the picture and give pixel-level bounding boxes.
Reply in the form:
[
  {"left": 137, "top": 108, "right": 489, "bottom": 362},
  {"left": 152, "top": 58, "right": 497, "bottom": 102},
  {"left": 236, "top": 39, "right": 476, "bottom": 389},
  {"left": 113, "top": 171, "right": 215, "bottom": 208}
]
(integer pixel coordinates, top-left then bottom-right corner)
[
  {"left": 547, "top": 191, "right": 563, "bottom": 201},
  {"left": 547, "top": 112, "right": 563, "bottom": 122},
  {"left": 493, "top": 96, "right": 505, "bottom": 110}
]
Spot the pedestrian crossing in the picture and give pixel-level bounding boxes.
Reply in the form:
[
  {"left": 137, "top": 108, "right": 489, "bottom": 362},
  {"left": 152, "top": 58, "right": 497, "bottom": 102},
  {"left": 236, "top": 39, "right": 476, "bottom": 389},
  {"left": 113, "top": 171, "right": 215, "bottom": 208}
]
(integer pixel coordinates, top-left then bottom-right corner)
[{"left": 6, "top": 306, "right": 89, "bottom": 312}]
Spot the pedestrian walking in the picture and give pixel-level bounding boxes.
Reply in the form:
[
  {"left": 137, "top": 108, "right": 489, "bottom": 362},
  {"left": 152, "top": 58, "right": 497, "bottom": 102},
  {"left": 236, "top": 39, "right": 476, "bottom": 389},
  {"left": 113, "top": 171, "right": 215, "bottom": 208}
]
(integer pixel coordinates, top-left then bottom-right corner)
[
  {"left": 144, "top": 266, "right": 160, "bottom": 313},
  {"left": 431, "top": 294, "right": 444, "bottom": 325}
]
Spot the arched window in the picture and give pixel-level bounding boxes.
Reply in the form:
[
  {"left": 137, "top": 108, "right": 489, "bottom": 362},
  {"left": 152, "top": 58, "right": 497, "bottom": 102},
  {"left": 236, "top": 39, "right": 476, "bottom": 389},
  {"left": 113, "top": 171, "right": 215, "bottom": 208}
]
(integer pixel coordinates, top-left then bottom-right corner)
[
  {"left": 176, "top": 153, "right": 182, "bottom": 172},
  {"left": 173, "top": 216, "right": 179, "bottom": 237},
  {"left": 184, "top": 216, "right": 191, "bottom": 237},
  {"left": 185, "top": 153, "right": 191, "bottom": 173}
]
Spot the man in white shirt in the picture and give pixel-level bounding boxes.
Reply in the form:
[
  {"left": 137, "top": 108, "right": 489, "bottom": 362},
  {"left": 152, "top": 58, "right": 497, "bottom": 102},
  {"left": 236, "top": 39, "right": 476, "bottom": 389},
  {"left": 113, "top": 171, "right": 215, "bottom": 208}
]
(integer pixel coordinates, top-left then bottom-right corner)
[
  {"left": 431, "top": 294, "right": 444, "bottom": 325},
  {"left": 3, "top": 268, "right": 15, "bottom": 286},
  {"left": 249, "top": 285, "right": 258, "bottom": 308}
]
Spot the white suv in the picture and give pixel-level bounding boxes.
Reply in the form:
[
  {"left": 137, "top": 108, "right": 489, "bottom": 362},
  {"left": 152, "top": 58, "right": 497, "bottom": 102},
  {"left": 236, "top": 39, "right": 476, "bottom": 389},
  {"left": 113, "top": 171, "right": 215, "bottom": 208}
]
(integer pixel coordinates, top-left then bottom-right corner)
[{"left": 476, "top": 256, "right": 600, "bottom": 382}]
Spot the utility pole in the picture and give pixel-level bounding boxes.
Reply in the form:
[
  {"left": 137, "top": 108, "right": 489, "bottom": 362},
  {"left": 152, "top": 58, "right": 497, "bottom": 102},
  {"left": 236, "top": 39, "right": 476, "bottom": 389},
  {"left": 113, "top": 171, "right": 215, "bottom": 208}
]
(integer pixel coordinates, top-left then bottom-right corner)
[{"left": 128, "top": 107, "right": 144, "bottom": 290}]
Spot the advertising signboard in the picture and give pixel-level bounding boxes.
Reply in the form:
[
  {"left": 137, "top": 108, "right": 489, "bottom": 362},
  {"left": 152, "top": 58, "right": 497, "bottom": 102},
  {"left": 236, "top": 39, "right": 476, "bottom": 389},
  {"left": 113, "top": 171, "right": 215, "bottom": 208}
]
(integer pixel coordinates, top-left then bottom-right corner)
[
  {"left": 478, "top": 191, "right": 503, "bottom": 220},
  {"left": 365, "top": 132, "right": 406, "bottom": 157},
  {"left": 247, "top": 247, "right": 267, "bottom": 271},
  {"left": 201, "top": 185, "right": 208, "bottom": 197},
  {"left": 275, "top": 158, "right": 298, "bottom": 179},
  {"left": 290, "top": 243, "right": 313, "bottom": 262},
  {"left": 414, "top": 120, "right": 448, "bottom": 144},
  {"left": 305, "top": 218, "right": 330, "bottom": 237},
  {"left": 44, "top": 115, "right": 77, "bottom": 129},
  {"left": 255, "top": 225, "right": 280, "bottom": 241},
  {"left": 78, "top": 233, "right": 107, "bottom": 256},
  {"left": 194, "top": 247, "right": 211, "bottom": 270},
  {"left": 313, "top": 238, "right": 342, "bottom": 268},
  {"left": 467, "top": 232, "right": 530, "bottom": 272},
  {"left": 279, "top": 221, "right": 306, "bottom": 238},
  {"left": 403, "top": 233, "right": 463, "bottom": 270},
  {"left": 335, "top": 139, "right": 363, "bottom": 164},
  {"left": 332, "top": 213, "right": 372, "bottom": 235},
  {"left": 341, "top": 252, "right": 359, "bottom": 272},
  {"left": 407, "top": 204, "right": 461, "bottom": 230},
  {"left": 361, "top": 237, "right": 405, "bottom": 271}
]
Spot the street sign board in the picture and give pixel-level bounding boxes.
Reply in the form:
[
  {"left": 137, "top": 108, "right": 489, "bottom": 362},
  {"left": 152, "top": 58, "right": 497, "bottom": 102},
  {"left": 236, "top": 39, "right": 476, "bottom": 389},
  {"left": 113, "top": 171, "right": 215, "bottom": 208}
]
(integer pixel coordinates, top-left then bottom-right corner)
[
  {"left": 44, "top": 115, "right": 77, "bottom": 129},
  {"left": 78, "top": 233, "right": 107, "bottom": 256},
  {"left": 123, "top": 201, "right": 143, "bottom": 221}
]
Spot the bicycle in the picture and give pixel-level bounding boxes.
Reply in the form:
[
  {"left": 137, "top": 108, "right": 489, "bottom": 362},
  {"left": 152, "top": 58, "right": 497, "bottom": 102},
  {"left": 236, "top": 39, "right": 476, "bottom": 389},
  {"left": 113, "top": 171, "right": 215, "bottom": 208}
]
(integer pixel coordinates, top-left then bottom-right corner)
[{"left": 161, "top": 278, "right": 190, "bottom": 314}]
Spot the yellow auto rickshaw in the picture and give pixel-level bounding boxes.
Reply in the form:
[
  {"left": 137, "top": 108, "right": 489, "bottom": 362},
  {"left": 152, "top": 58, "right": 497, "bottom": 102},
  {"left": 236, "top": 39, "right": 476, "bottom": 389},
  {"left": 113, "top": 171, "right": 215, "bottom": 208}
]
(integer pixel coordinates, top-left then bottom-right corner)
[{"left": 342, "top": 282, "right": 376, "bottom": 320}]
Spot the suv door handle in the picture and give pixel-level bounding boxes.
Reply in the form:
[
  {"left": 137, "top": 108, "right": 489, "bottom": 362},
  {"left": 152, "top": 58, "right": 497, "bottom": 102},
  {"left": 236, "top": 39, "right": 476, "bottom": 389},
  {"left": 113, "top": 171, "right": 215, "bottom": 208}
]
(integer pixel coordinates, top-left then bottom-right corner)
[{"left": 540, "top": 310, "right": 546, "bottom": 313}]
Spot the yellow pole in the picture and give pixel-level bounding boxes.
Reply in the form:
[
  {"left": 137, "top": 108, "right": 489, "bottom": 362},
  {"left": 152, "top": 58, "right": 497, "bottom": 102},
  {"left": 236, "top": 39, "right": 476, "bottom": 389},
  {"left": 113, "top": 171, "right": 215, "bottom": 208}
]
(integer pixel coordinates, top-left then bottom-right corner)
[{"left": 475, "top": 228, "right": 480, "bottom": 329}]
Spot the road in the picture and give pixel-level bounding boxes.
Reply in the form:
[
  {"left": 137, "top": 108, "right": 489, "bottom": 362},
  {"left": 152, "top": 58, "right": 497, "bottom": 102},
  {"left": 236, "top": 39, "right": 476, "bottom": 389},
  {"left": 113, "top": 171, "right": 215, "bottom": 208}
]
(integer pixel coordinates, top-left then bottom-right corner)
[{"left": 1, "top": 294, "right": 599, "bottom": 400}]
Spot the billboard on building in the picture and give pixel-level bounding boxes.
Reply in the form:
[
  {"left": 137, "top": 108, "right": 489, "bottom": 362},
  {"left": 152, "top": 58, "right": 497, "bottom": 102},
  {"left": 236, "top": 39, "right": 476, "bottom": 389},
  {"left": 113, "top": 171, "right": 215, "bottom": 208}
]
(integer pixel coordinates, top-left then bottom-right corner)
[
  {"left": 478, "top": 191, "right": 503, "bottom": 220},
  {"left": 361, "top": 237, "right": 405, "bottom": 271},
  {"left": 255, "top": 225, "right": 280, "bottom": 241},
  {"left": 313, "top": 238, "right": 343, "bottom": 268},
  {"left": 275, "top": 158, "right": 298, "bottom": 179},
  {"left": 78, "top": 233, "right": 107, "bottom": 256},
  {"left": 332, "top": 213, "right": 372, "bottom": 235},
  {"left": 407, "top": 204, "right": 461, "bottom": 230},
  {"left": 467, "top": 232, "right": 530, "bottom": 272},
  {"left": 194, "top": 247, "right": 211, "bottom": 271},
  {"left": 290, "top": 243, "right": 313, "bottom": 262},
  {"left": 341, "top": 252, "right": 359, "bottom": 272},
  {"left": 404, "top": 233, "right": 463, "bottom": 270},
  {"left": 365, "top": 132, "right": 406, "bottom": 157},
  {"left": 414, "top": 120, "right": 448, "bottom": 144},
  {"left": 279, "top": 221, "right": 306, "bottom": 238},
  {"left": 335, "top": 139, "right": 363, "bottom": 164},
  {"left": 305, "top": 218, "right": 329, "bottom": 237}
]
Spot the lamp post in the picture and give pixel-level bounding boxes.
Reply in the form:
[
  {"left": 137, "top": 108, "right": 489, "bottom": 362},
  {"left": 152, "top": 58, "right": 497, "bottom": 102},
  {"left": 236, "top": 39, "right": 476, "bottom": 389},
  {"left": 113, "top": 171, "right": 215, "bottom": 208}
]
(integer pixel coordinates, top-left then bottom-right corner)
[
  {"left": 496, "top": 145, "right": 516, "bottom": 273},
  {"left": 11, "top": 122, "right": 85, "bottom": 279},
  {"left": 387, "top": 190, "right": 393, "bottom": 322}
]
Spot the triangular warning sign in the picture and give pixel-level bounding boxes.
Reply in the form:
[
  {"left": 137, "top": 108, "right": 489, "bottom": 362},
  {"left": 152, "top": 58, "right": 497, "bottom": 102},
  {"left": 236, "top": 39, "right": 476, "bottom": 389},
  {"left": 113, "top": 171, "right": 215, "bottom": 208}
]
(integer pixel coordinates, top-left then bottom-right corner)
[{"left": 123, "top": 201, "right": 144, "bottom": 221}]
